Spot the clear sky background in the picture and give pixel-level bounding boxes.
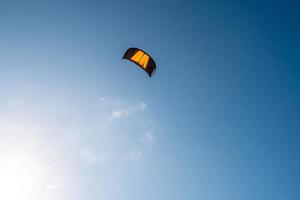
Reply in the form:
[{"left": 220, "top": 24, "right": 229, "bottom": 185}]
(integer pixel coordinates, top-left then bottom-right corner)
[{"left": 0, "top": 1, "right": 299, "bottom": 200}]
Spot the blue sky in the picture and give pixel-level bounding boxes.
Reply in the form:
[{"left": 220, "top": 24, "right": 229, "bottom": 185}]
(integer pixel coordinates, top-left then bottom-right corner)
[{"left": 0, "top": 1, "right": 299, "bottom": 200}]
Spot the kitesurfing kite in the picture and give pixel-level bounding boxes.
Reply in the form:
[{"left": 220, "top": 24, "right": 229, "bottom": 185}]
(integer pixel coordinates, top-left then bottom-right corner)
[{"left": 122, "top": 47, "right": 156, "bottom": 77}]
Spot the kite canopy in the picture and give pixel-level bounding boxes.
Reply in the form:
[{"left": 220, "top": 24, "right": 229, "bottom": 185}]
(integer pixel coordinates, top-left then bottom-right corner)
[{"left": 122, "top": 47, "right": 156, "bottom": 77}]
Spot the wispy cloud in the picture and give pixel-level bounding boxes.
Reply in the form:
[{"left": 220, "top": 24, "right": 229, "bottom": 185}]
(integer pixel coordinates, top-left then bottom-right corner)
[
  {"left": 110, "top": 101, "right": 147, "bottom": 120},
  {"left": 98, "top": 96, "right": 125, "bottom": 106},
  {"left": 99, "top": 97, "right": 107, "bottom": 102},
  {"left": 97, "top": 97, "right": 155, "bottom": 162},
  {"left": 80, "top": 147, "right": 111, "bottom": 168},
  {"left": 126, "top": 150, "right": 143, "bottom": 161},
  {"left": 111, "top": 108, "right": 130, "bottom": 119},
  {"left": 140, "top": 130, "right": 155, "bottom": 145},
  {"left": 99, "top": 96, "right": 147, "bottom": 121}
]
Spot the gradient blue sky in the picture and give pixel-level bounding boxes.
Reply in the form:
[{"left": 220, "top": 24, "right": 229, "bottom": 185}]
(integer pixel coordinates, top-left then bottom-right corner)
[{"left": 0, "top": 1, "right": 299, "bottom": 200}]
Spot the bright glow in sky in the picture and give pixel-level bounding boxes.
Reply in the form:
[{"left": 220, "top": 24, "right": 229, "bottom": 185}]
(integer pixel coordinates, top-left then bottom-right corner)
[
  {"left": 0, "top": 113, "right": 72, "bottom": 200},
  {"left": 0, "top": 1, "right": 299, "bottom": 200}
]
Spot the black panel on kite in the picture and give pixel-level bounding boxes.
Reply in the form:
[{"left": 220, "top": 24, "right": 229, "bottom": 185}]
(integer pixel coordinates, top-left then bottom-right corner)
[{"left": 122, "top": 48, "right": 156, "bottom": 77}]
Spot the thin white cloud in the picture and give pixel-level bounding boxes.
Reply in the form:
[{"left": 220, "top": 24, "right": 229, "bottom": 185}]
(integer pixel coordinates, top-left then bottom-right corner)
[
  {"left": 135, "top": 102, "right": 147, "bottom": 110},
  {"left": 98, "top": 96, "right": 147, "bottom": 121},
  {"left": 109, "top": 101, "right": 147, "bottom": 120},
  {"left": 80, "top": 147, "right": 111, "bottom": 168},
  {"left": 126, "top": 150, "right": 143, "bottom": 161},
  {"left": 98, "top": 97, "right": 155, "bottom": 161},
  {"left": 99, "top": 97, "right": 107, "bottom": 101},
  {"left": 98, "top": 96, "right": 125, "bottom": 106},
  {"left": 111, "top": 108, "right": 130, "bottom": 119},
  {"left": 141, "top": 131, "right": 155, "bottom": 145}
]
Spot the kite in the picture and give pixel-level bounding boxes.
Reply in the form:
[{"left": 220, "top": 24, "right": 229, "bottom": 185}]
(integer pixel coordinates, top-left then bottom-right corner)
[{"left": 123, "top": 47, "right": 156, "bottom": 77}]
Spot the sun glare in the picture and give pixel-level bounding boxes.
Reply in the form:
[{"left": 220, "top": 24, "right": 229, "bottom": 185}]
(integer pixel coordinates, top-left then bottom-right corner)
[
  {"left": 0, "top": 122, "right": 68, "bottom": 200},
  {"left": 0, "top": 151, "right": 46, "bottom": 200}
]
